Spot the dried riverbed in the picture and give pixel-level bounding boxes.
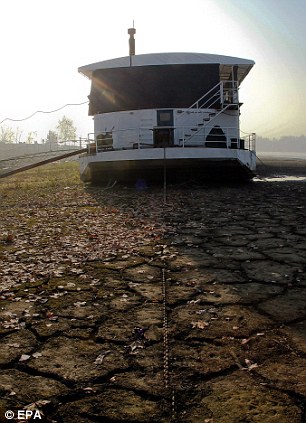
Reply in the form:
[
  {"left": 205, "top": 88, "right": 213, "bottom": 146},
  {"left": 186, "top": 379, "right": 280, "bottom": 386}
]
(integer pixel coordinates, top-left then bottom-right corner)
[{"left": 0, "top": 161, "right": 306, "bottom": 422}]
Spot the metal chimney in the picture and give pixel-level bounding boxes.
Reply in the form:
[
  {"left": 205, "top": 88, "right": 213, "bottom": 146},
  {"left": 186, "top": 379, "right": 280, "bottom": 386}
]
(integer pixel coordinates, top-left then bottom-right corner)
[{"left": 128, "top": 26, "right": 136, "bottom": 56}]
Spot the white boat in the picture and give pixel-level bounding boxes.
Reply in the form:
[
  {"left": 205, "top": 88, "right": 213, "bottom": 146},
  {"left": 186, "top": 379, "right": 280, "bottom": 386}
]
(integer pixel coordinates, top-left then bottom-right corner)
[{"left": 79, "top": 32, "right": 255, "bottom": 183}]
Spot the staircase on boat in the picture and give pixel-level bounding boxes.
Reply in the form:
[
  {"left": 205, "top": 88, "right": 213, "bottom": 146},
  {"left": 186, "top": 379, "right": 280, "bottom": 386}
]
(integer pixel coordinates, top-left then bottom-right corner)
[{"left": 176, "top": 80, "right": 240, "bottom": 146}]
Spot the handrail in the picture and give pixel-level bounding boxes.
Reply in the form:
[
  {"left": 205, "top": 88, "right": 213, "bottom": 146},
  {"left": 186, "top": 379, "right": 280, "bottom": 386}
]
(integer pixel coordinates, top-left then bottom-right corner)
[
  {"left": 177, "top": 126, "right": 255, "bottom": 150},
  {"left": 86, "top": 126, "right": 255, "bottom": 154},
  {"left": 176, "top": 81, "right": 223, "bottom": 121},
  {"left": 175, "top": 80, "right": 240, "bottom": 143},
  {"left": 180, "top": 104, "right": 233, "bottom": 144},
  {"left": 176, "top": 80, "right": 239, "bottom": 122}
]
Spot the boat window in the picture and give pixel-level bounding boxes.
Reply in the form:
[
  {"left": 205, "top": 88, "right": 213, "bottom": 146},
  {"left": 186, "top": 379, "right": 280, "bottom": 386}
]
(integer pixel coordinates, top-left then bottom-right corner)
[
  {"left": 88, "top": 64, "right": 220, "bottom": 114},
  {"left": 157, "top": 110, "right": 173, "bottom": 126}
]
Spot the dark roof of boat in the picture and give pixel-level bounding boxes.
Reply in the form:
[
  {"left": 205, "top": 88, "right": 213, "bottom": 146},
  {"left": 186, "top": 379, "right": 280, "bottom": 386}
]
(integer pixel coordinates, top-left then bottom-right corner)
[{"left": 79, "top": 52, "right": 255, "bottom": 84}]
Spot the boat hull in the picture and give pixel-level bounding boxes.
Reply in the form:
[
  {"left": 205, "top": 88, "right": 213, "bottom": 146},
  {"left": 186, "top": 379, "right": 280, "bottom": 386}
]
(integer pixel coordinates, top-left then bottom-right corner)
[{"left": 80, "top": 147, "right": 256, "bottom": 184}]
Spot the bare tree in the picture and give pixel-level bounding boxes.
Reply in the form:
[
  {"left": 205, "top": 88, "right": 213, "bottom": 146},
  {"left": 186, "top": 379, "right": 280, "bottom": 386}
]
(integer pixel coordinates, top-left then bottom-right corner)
[
  {"left": 0, "top": 125, "right": 16, "bottom": 143},
  {"left": 15, "top": 127, "right": 23, "bottom": 143},
  {"left": 46, "top": 130, "right": 58, "bottom": 143},
  {"left": 26, "top": 131, "right": 37, "bottom": 144}
]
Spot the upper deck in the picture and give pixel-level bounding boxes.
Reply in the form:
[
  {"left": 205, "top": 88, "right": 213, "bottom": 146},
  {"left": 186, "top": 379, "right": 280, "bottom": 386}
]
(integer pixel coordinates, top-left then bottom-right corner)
[
  {"left": 79, "top": 52, "right": 254, "bottom": 83},
  {"left": 79, "top": 53, "right": 255, "bottom": 115}
]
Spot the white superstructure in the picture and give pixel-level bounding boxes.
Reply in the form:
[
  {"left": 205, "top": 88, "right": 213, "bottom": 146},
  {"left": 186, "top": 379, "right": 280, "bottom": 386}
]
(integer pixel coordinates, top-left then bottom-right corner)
[{"left": 79, "top": 50, "right": 256, "bottom": 183}]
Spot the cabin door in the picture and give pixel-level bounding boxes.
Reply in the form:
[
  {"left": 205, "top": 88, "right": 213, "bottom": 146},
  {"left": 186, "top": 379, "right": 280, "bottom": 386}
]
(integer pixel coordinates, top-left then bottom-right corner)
[{"left": 153, "top": 110, "right": 174, "bottom": 147}]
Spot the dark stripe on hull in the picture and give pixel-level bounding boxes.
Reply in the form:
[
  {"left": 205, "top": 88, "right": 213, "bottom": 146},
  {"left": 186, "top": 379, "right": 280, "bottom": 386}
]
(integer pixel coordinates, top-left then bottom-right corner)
[{"left": 81, "top": 158, "right": 255, "bottom": 184}]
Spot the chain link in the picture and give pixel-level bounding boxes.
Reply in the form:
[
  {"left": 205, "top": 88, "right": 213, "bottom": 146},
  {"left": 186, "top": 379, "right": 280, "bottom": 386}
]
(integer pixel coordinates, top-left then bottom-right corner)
[{"left": 162, "top": 267, "right": 176, "bottom": 422}]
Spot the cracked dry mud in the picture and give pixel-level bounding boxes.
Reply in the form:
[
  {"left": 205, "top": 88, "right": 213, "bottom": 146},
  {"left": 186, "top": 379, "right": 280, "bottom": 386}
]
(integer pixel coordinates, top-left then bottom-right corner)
[{"left": 0, "top": 163, "right": 306, "bottom": 422}]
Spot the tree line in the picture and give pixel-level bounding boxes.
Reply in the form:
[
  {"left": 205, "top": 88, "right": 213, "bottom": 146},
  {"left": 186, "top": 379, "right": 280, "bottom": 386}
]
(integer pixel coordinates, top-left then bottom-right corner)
[
  {"left": 256, "top": 135, "right": 306, "bottom": 153},
  {"left": 0, "top": 116, "right": 77, "bottom": 144}
]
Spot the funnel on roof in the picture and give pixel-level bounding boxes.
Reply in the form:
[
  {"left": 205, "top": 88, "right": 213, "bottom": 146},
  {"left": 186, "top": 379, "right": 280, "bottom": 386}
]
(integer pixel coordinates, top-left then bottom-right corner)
[{"left": 128, "top": 26, "right": 136, "bottom": 56}]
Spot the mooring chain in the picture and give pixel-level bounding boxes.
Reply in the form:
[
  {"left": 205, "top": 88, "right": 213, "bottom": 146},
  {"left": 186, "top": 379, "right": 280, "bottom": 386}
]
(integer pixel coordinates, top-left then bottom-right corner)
[{"left": 161, "top": 267, "right": 176, "bottom": 422}]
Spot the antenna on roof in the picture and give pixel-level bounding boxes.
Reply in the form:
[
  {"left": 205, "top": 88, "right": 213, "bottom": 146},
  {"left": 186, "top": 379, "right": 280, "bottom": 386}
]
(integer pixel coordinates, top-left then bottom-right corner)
[{"left": 128, "top": 22, "right": 136, "bottom": 57}]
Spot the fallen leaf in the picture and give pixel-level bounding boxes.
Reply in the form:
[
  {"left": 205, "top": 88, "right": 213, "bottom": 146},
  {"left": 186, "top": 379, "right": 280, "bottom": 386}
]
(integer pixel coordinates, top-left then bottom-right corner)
[
  {"left": 32, "top": 352, "right": 42, "bottom": 359},
  {"left": 83, "top": 387, "right": 96, "bottom": 393},
  {"left": 188, "top": 299, "right": 201, "bottom": 305},
  {"left": 19, "top": 354, "right": 31, "bottom": 362},
  {"left": 74, "top": 301, "right": 87, "bottom": 307},
  {"left": 129, "top": 341, "right": 144, "bottom": 353},
  {"left": 245, "top": 358, "right": 259, "bottom": 371},
  {"left": 191, "top": 321, "right": 209, "bottom": 329},
  {"left": 241, "top": 338, "right": 253, "bottom": 345},
  {"left": 46, "top": 311, "right": 58, "bottom": 321},
  {"left": 94, "top": 351, "right": 111, "bottom": 365}
]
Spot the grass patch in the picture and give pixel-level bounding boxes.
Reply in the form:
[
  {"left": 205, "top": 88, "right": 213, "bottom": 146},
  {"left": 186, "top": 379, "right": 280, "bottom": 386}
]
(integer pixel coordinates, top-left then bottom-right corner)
[{"left": 0, "top": 161, "right": 82, "bottom": 199}]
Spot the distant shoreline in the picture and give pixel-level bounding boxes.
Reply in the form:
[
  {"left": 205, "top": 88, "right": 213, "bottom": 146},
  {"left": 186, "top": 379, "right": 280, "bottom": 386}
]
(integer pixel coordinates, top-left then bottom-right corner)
[
  {"left": 257, "top": 151, "right": 306, "bottom": 160},
  {"left": 256, "top": 154, "right": 306, "bottom": 177}
]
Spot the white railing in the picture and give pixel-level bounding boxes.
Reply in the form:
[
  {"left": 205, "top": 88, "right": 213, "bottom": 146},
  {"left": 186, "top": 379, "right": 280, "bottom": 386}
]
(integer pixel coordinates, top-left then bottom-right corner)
[
  {"left": 87, "top": 128, "right": 153, "bottom": 153},
  {"left": 176, "top": 80, "right": 239, "bottom": 126},
  {"left": 177, "top": 127, "right": 255, "bottom": 151},
  {"left": 175, "top": 81, "right": 240, "bottom": 143},
  {"left": 243, "top": 132, "right": 256, "bottom": 152},
  {"left": 86, "top": 127, "right": 255, "bottom": 154}
]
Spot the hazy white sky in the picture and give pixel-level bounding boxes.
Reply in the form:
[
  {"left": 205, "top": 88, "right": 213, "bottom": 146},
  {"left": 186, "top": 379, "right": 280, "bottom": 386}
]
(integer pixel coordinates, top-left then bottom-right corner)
[{"left": 0, "top": 0, "right": 305, "bottom": 141}]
